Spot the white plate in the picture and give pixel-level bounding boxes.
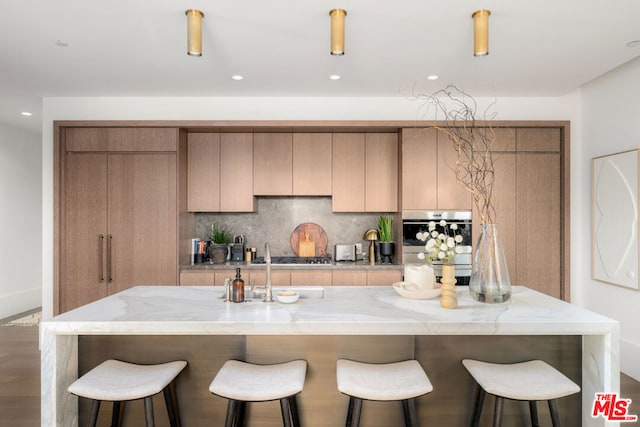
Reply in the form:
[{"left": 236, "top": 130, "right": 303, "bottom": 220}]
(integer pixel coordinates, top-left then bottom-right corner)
[{"left": 392, "top": 281, "right": 442, "bottom": 300}]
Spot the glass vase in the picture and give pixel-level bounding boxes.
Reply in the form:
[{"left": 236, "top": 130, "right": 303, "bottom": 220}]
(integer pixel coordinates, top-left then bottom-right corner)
[{"left": 469, "top": 224, "right": 511, "bottom": 303}]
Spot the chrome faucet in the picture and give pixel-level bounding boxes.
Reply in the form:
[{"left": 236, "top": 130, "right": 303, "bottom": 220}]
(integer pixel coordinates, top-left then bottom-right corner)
[{"left": 264, "top": 242, "right": 274, "bottom": 302}]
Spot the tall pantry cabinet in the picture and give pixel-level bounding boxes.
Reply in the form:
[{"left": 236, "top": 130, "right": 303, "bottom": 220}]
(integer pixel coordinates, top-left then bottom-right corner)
[{"left": 56, "top": 127, "right": 179, "bottom": 314}]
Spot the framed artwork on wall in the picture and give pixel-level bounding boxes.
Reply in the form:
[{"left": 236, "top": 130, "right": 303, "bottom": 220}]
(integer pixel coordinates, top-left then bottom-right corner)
[{"left": 592, "top": 149, "right": 639, "bottom": 290}]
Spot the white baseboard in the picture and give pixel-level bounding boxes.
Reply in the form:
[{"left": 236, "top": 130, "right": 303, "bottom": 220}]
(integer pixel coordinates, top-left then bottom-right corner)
[
  {"left": 0, "top": 286, "right": 42, "bottom": 320},
  {"left": 621, "top": 338, "right": 640, "bottom": 382}
]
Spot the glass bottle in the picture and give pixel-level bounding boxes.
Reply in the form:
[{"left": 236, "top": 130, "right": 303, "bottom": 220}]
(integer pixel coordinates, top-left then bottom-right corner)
[{"left": 232, "top": 268, "right": 245, "bottom": 303}]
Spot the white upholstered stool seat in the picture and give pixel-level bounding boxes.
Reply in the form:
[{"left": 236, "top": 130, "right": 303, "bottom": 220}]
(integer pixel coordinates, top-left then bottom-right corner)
[
  {"left": 462, "top": 359, "right": 580, "bottom": 427},
  {"left": 209, "top": 360, "right": 307, "bottom": 427},
  {"left": 68, "top": 359, "right": 187, "bottom": 427},
  {"left": 336, "top": 359, "right": 433, "bottom": 427}
]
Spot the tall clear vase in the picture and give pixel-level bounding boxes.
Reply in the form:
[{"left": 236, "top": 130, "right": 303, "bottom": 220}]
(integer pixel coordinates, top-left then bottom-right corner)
[{"left": 469, "top": 224, "right": 511, "bottom": 303}]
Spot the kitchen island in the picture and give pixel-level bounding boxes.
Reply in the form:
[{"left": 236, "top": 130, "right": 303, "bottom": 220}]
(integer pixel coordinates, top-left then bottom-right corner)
[{"left": 41, "top": 286, "right": 619, "bottom": 426}]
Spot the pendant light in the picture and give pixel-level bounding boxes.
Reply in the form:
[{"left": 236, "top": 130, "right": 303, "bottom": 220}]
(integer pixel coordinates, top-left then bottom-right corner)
[
  {"left": 185, "top": 9, "right": 204, "bottom": 57},
  {"left": 472, "top": 9, "right": 491, "bottom": 56},
  {"left": 329, "top": 9, "right": 347, "bottom": 55}
]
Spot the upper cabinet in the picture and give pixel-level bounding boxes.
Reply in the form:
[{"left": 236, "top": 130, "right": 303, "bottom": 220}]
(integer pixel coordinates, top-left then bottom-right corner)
[
  {"left": 401, "top": 128, "right": 471, "bottom": 211},
  {"left": 253, "top": 132, "right": 333, "bottom": 196},
  {"left": 187, "top": 132, "right": 256, "bottom": 212},
  {"left": 65, "top": 127, "right": 178, "bottom": 152},
  {"left": 293, "top": 133, "right": 332, "bottom": 195},
  {"left": 253, "top": 133, "right": 293, "bottom": 195},
  {"left": 332, "top": 132, "right": 398, "bottom": 212}
]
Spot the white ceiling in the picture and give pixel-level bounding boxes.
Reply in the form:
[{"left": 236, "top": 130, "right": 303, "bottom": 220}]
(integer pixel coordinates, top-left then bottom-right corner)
[{"left": 1, "top": 0, "right": 639, "bottom": 134}]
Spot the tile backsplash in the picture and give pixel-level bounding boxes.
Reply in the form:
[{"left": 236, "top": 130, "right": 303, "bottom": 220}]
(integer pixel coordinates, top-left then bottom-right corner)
[{"left": 195, "top": 197, "right": 384, "bottom": 257}]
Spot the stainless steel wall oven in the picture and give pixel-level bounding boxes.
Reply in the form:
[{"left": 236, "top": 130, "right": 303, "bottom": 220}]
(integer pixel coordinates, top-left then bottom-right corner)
[{"left": 402, "top": 211, "right": 473, "bottom": 285}]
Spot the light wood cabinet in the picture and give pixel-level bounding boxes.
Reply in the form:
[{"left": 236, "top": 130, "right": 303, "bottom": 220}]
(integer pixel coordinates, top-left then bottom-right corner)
[
  {"left": 367, "top": 270, "right": 402, "bottom": 286},
  {"left": 473, "top": 127, "right": 562, "bottom": 299},
  {"left": 187, "top": 133, "right": 255, "bottom": 212},
  {"left": 401, "top": 128, "right": 471, "bottom": 210},
  {"left": 61, "top": 151, "right": 177, "bottom": 312},
  {"left": 332, "top": 133, "right": 365, "bottom": 211},
  {"left": 180, "top": 271, "right": 216, "bottom": 286},
  {"left": 332, "top": 270, "right": 367, "bottom": 286},
  {"left": 290, "top": 270, "right": 333, "bottom": 286},
  {"left": 187, "top": 133, "right": 220, "bottom": 212},
  {"left": 293, "top": 133, "right": 332, "bottom": 195},
  {"left": 66, "top": 127, "right": 177, "bottom": 152},
  {"left": 332, "top": 133, "right": 398, "bottom": 212},
  {"left": 253, "top": 133, "right": 293, "bottom": 195}
]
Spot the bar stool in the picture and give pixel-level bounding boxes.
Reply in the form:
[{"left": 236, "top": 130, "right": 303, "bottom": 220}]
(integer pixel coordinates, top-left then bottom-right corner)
[
  {"left": 67, "top": 359, "right": 187, "bottom": 427},
  {"left": 209, "top": 359, "right": 307, "bottom": 427},
  {"left": 462, "top": 359, "right": 581, "bottom": 427},
  {"left": 336, "top": 359, "right": 433, "bottom": 427}
]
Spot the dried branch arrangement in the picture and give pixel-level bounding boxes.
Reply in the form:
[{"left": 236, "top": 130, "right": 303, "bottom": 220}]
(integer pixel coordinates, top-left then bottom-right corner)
[{"left": 414, "top": 85, "right": 498, "bottom": 225}]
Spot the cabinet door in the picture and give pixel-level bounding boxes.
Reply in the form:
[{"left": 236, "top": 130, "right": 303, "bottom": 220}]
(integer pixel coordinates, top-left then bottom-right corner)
[
  {"left": 250, "top": 270, "right": 291, "bottom": 286},
  {"left": 367, "top": 270, "right": 402, "bottom": 286},
  {"left": 180, "top": 271, "right": 215, "bottom": 286},
  {"left": 253, "top": 133, "right": 293, "bottom": 195},
  {"left": 332, "top": 270, "right": 367, "bottom": 286},
  {"left": 66, "top": 128, "right": 178, "bottom": 152},
  {"left": 437, "top": 130, "right": 472, "bottom": 210},
  {"left": 365, "top": 133, "right": 398, "bottom": 212},
  {"left": 401, "top": 128, "right": 437, "bottom": 210},
  {"left": 107, "top": 154, "right": 178, "bottom": 295},
  {"left": 187, "top": 133, "right": 221, "bottom": 212},
  {"left": 220, "top": 133, "right": 256, "bottom": 211},
  {"left": 290, "top": 270, "right": 333, "bottom": 286},
  {"left": 62, "top": 153, "right": 109, "bottom": 312},
  {"left": 516, "top": 152, "right": 561, "bottom": 298},
  {"left": 293, "top": 133, "right": 332, "bottom": 195},
  {"left": 332, "top": 133, "right": 365, "bottom": 212}
]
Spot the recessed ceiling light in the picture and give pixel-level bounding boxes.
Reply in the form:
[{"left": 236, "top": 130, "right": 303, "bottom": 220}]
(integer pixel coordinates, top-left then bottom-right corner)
[
  {"left": 427, "top": 75, "right": 439, "bottom": 81},
  {"left": 231, "top": 75, "right": 244, "bottom": 81},
  {"left": 627, "top": 40, "right": 640, "bottom": 48},
  {"left": 329, "top": 74, "right": 342, "bottom": 80},
  {"left": 53, "top": 39, "right": 69, "bottom": 47},
  {"left": 21, "top": 111, "right": 32, "bottom": 117}
]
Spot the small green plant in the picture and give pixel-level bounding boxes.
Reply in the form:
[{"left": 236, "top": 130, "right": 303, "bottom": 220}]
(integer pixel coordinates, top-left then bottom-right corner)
[
  {"left": 378, "top": 215, "right": 393, "bottom": 243},
  {"left": 209, "top": 223, "right": 230, "bottom": 244}
]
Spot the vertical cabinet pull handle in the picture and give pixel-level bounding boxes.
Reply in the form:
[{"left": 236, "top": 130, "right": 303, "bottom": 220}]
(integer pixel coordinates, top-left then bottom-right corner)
[
  {"left": 107, "top": 235, "right": 112, "bottom": 283},
  {"left": 98, "top": 234, "right": 104, "bottom": 282}
]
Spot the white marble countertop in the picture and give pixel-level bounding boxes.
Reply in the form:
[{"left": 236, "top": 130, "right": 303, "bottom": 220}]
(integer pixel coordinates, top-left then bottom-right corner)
[{"left": 43, "top": 285, "right": 617, "bottom": 336}]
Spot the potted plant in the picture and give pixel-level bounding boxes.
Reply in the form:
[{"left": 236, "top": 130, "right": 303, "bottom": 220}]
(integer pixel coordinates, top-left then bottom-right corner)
[
  {"left": 208, "top": 223, "right": 231, "bottom": 264},
  {"left": 378, "top": 215, "right": 395, "bottom": 264}
]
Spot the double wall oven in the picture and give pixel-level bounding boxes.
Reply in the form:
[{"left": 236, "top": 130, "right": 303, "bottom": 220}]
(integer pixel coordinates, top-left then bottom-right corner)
[{"left": 402, "top": 211, "right": 473, "bottom": 285}]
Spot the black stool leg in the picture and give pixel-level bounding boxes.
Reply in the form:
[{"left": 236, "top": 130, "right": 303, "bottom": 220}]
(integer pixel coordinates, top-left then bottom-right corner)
[
  {"left": 402, "top": 398, "right": 418, "bottom": 427},
  {"left": 529, "top": 401, "right": 539, "bottom": 427},
  {"left": 280, "top": 398, "right": 292, "bottom": 427},
  {"left": 348, "top": 397, "right": 362, "bottom": 427},
  {"left": 493, "top": 396, "right": 504, "bottom": 427},
  {"left": 143, "top": 396, "right": 155, "bottom": 427},
  {"left": 89, "top": 399, "right": 101, "bottom": 427},
  {"left": 470, "top": 385, "right": 486, "bottom": 427},
  {"left": 236, "top": 400, "right": 247, "bottom": 427},
  {"left": 110, "top": 400, "right": 123, "bottom": 427},
  {"left": 288, "top": 394, "right": 302, "bottom": 427},
  {"left": 224, "top": 400, "right": 236, "bottom": 427},
  {"left": 163, "top": 383, "right": 181, "bottom": 427},
  {"left": 548, "top": 399, "right": 561, "bottom": 427}
]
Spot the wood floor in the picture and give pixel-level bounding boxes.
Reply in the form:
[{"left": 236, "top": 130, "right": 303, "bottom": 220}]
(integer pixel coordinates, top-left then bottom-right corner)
[{"left": 1, "top": 321, "right": 639, "bottom": 426}]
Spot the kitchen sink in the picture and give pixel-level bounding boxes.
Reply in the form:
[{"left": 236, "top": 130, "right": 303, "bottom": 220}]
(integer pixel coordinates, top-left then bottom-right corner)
[{"left": 222, "top": 286, "right": 325, "bottom": 300}]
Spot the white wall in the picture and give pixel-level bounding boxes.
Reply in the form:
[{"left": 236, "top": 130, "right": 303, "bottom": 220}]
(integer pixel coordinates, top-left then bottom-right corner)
[
  {"left": 0, "top": 122, "right": 42, "bottom": 319},
  {"left": 41, "top": 94, "right": 580, "bottom": 321},
  {"left": 579, "top": 56, "right": 640, "bottom": 381}
]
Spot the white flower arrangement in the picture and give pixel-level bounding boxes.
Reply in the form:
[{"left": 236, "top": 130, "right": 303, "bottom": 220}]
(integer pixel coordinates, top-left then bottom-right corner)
[{"left": 416, "top": 220, "right": 464, "bottom": 264}]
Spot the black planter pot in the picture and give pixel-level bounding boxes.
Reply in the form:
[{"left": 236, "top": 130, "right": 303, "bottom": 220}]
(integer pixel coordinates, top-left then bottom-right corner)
[{"left": 379, "top": 242, "right": 396, "bottom": 264}]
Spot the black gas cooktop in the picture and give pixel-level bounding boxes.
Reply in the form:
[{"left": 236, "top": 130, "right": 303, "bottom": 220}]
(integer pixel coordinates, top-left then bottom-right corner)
[{"left": 252, "top": 255, "right": 333, "bottom": 265}]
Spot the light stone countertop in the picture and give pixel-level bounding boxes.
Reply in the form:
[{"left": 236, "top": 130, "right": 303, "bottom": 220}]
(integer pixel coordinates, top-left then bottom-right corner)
[
  {"left": 181, "top": 261, "right": 403, "bottom": 270},
  {"left": 43, "top": 285, "right": 617, "bottom": 336},
  {"left": 40, "top": 285, "right": 621, "bottom": 427}
]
